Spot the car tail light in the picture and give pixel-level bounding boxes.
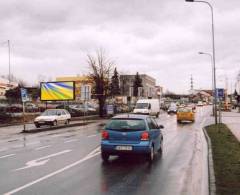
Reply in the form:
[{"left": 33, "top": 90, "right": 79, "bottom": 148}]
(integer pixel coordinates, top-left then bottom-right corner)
[
  {"left": 102, "top": 130, "right": 109, "bottom": 140},
  {"left": 141, "top": 131, "right": 149, "bottom": 141}
]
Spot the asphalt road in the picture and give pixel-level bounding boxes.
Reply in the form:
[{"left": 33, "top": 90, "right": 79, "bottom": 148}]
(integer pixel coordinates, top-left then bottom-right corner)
[{"left": 0, "top": 106, "right": 212, "bottom": 195}]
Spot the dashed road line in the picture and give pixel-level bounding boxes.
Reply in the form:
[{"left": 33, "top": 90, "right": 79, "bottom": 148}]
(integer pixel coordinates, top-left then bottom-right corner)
[
  {"left": 64, "top": 139, "right": 78, "bottom": 143},
  {"left": 35, "top": 145, "right": 51, "bottom": 151},
  {"left": 0, "top": 153, "right": 16, "bottom": 159},
  {"left": 27, "top": 142, "right": 40, "bottom": 146},
  {"left": 87, "top": 134, "right": 98, "bottom": 138}
]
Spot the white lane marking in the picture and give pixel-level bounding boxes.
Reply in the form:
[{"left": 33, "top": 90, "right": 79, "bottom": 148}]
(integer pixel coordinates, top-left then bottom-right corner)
[
  {"left": 51, "top": 134, "right": 62, "bottom": 138},
  {"left": 87, "top": 146, "right": 101, "bottom": 156},
  {"left": 35, "top": 145, "right": 51, "bottom": 151},
  {"left": 5, "top": 147, "right": 101, "bottom": 195},
  {"left": 87, "top": 134, "right": 98, "bottom": 138},
  {"left": 14, "top": 149, "right": 72, "bottom": 171},
  {"left": 64, "top": 139, "right": 78, "bottom": 143},
  {"left": 27, "top": 142, "right": 40, "bottom": 146},
  {"left": 0, "top": 154, "right": 16, "bottom": 159}
]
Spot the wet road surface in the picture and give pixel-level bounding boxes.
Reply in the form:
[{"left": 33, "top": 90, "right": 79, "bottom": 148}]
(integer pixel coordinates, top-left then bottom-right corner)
[{"left": 0, "top": 107, "right": 211, "bottom": 195}]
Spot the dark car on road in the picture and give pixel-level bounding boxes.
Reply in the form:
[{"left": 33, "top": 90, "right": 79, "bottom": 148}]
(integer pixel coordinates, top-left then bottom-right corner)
[
  {"left": 167, "top": 103, "right": 177, "bottom": 114},
  {"left": 101, "top": 114, "right": 164, "bottom": 163}
]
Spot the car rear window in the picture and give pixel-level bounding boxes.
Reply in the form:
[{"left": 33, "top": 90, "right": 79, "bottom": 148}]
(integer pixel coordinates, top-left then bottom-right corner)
[
  {"left": 178, "top": 108, "right": 191, "bottom": 113},
  {"left": 41, "top": 110, "right": 58, "bottom": 116},
  {"left": 135, "top": 103, "right": 149, "bottom": 109},
  {"left": 105, "top": 118, "right": 146, "bottom": 131}
]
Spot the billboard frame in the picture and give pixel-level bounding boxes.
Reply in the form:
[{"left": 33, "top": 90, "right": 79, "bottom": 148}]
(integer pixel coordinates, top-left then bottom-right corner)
[{"left": 40, "top": 81, "right": 76, "bottom": 101}]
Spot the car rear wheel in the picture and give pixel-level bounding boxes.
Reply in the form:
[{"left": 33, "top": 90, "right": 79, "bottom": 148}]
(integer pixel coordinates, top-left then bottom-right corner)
[
  {"left": 177, "top": 120, "right": 181, "bottom": 123},
  {"left": 147, "top": 146, "right": 154, "bottom": 163},
  {"left": 101, "top": 152, "right": 109, "bottom": 162},
  {"left": 35, "top": 123, "right": 40, "bottom": 128}
]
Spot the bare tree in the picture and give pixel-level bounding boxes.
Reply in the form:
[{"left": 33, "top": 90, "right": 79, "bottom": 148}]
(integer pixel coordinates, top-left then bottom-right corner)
[{"left": 87, "top": 49, "right": 114, "bottom": 117}]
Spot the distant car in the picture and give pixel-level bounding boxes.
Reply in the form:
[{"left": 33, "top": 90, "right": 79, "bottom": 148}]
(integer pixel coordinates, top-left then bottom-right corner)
[
  {"left": 101, "top": 114, "right": 164, "bottom": 162},
  {"left": 188, "top": 103, "right": 196, "bottom": 111},
  {"left": 167, "top": 103, "right": 177, "bottom": 114},
  {"left": 178, "top": 104, "right": 185, "bottom": 108},
  {"left": 34, "top": 109, "right": 71, "bottom": 128},
  {"left": 197, "top": 101, "right": 203, "bottom": 106},
  {"left": 177, "top": 107, "right": 195, "bottom": 123},
  {"left": 70, "top": 104, "right": 96, "bottom": 112},
  {"left": 25, "top": 103, "right": 39, "bottom": 112}
]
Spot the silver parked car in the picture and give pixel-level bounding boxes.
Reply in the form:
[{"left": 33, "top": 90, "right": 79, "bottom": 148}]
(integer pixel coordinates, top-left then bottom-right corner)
[{"left": 34, "top": 109, "right": 71, "bottom": 128}]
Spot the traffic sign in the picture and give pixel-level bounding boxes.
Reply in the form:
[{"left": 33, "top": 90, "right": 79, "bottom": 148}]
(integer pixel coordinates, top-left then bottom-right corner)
[
  {"left": 216, "top": 88, "right": 224, "bottom": 99},
  {"left": 81, "top": 85, "right": 91, "bottom": 101},
  {"left": 20, "top": 88, "right": 29, "bottom": 103},
  {"left": 107, "top": 104, "right": 114, "bottom": 115}
]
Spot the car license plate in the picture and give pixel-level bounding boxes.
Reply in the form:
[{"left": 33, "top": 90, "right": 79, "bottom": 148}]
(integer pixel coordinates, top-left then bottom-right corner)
[{"left": 116, "top": 146, "right": 132, "bottom": 151}]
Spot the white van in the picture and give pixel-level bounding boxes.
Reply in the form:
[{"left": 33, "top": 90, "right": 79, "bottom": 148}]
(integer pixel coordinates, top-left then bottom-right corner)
[{"left": 133, "top": 99, "right": 160, "bottom": 117}]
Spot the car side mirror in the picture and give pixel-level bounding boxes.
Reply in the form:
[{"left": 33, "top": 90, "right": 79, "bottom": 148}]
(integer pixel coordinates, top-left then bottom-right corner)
[
  {"left": 148, "top": 104, "right": 151, "bottom": 109},
  {"left": 158, "top": 125, "right": 164, "bottom": 129}
]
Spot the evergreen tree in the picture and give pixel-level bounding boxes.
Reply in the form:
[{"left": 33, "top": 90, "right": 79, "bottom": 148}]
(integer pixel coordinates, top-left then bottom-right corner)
[
  {"left": 110, "top": 68, "right": 120, "bottom": 96},
  {"left": 133, "top": 72, "right": 142, "bottom": 97},
  {"left": 234, "top": 89, "right": 238, "bottom": 97}
]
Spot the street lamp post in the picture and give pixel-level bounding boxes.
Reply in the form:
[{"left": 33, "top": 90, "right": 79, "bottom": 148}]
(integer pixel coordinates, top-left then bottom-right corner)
[
  {"left": 185, "top": 0, "right": 218, "bottom": 124},
  {"left": 199, "top": 52, "right": 214, "bottom": 115}
]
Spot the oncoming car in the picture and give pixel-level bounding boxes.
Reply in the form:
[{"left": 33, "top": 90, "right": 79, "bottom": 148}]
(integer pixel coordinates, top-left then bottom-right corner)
[
  {"left": 177, "top": 107, "right": 195, "bottom": 123},
  {"left": 101, "top": 114, "right": 164, "bottom": 162},
  {"left": 34, "top": 109, "right": 71, "bottom": 128}
]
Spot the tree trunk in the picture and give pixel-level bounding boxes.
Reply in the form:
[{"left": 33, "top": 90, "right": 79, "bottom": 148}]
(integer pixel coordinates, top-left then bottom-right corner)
[{"left": 98, "top": 97, "right": 105, "bottom": 117}]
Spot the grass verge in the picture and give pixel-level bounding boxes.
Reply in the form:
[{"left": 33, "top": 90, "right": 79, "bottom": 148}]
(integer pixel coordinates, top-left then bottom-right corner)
[{"left": 206, "top": 123, "right": 240, "bottom": 195}]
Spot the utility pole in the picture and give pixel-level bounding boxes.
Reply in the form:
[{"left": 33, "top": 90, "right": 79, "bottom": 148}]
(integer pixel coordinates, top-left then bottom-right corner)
[
  {"left": 190, "top": 75, "right": 194, "bottom": 91},
  {"left": 7, "top": 40, "right": 11, "bottom": 84}
]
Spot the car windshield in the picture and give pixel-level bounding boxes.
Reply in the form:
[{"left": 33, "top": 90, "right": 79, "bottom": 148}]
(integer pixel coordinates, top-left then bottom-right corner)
[
  {"left": 178, "top": 108, "right": 191, "bottom": 113},
  {"left": 41, "top": 110, "right": 58, "bottom": 116},
  {"left": 135, "top": 103, "right": 149, "bottom": 109},
  {"left": 105, "top": 119, "right": 146, "bottom": 131}
]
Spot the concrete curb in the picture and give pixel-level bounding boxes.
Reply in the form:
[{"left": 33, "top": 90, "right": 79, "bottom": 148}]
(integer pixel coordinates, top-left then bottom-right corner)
[
  {"left": 202, "top": 127, "right": 216, "bottom": 195},
  {"left": 0, "top": 115, "right": 99, "bottom": 128},
  {"left": 21, "top": 121, "right": 94, "bottom": 133}
]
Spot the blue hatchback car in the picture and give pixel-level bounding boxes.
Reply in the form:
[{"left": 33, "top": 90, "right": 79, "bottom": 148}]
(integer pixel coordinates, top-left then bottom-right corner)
[{"left": 101, "top": 114, "right": 164, "bottom": 162}]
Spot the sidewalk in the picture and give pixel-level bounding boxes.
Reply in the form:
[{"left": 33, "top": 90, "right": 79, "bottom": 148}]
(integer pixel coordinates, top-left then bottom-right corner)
[{"left": 221, "top": 110, "right": 240, "bottom": 142}]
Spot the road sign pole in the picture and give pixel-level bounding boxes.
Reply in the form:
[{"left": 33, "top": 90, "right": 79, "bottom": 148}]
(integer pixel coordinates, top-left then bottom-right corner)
[
  {"left": 22, "top": 101, "right": 26, "bottom": 132},
  {"left": 219, "top": 100, "right": 222, "bottom": 124}
]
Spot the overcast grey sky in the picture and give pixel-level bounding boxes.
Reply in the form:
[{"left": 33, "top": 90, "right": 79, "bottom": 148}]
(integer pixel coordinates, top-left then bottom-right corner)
[{"left": 0, "top": 0, "right": 239, "bottom": 93}]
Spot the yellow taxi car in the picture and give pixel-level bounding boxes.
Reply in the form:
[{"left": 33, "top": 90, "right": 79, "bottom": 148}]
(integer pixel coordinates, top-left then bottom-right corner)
[{"left": 177, "top": 107, "right": 195, "bottom": 123}]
